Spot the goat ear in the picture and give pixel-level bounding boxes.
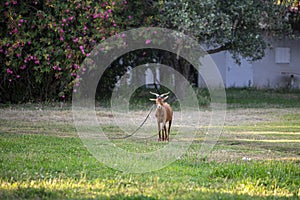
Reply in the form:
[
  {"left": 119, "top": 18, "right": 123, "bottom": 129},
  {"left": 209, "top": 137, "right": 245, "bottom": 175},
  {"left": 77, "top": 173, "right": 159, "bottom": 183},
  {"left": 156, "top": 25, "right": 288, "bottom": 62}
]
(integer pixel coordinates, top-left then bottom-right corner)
[
  {"left": 149, "top": 98, "right": 156, "bottom": 101},
  {"left": 163, "top": 96, "right": 169, "bottom": 101}
]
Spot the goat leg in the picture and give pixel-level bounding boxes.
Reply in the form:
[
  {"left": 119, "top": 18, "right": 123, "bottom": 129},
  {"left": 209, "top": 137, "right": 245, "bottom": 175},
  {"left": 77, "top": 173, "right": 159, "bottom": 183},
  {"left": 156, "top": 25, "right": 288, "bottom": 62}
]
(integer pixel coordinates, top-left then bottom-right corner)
[
  {"left": 163, "top": 124, "right": 167, "bottom": 141},
  {"left": 167, "top": 120, "right": 172, "bottom": 142},
  {"left": 158, "top": 121, "right": 162, "bottom": 141}
]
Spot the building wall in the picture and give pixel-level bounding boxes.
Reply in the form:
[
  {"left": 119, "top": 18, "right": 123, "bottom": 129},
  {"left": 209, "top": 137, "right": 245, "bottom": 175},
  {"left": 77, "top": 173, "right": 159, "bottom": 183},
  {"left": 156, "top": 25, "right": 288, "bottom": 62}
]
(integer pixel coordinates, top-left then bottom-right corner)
[
  {"left": 198, "top": 51, "right": 227, "bottom": 88},
  {"left": 252, "top": 38, "right": 300, "bottom": 88},
  {"left": 205, "top": 38, "right": 300, "bottom": 89}
]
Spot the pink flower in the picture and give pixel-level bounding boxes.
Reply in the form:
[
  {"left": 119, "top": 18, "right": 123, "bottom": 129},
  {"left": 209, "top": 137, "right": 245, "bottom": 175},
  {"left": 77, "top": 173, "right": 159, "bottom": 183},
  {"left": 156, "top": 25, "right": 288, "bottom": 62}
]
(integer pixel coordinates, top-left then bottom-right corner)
[
  {"left": 73, "top": 37, "right": 79, "bottom": 43},
  {"left": 73, "top": 89, "right": 77, "bottom": 93},
  {"left": 60, "top": 37, "right": 64, "bottom": 41},
  {"left": 128, "top": 15, "right": 132, "bottom": 19},
  {"left": 16, "top": 75, "right": 21, "bottom": 79},
  {"left": 52, "top": 65, "right": 57, "bottom": 70},
  {"left": 145, "top": 39, "right": 151, "bottom": 44},
  {"left": 79, "top": 46, "right": 85, "bottom": 55},
  {"left": 27, "top": 41, "right": 31, "bottom": 45},
  {"left": 73, "top": 64, "right": 80, "bottom": 69},
  {"left": 6, "top": 68, "right": 13, "bottom": 74}
]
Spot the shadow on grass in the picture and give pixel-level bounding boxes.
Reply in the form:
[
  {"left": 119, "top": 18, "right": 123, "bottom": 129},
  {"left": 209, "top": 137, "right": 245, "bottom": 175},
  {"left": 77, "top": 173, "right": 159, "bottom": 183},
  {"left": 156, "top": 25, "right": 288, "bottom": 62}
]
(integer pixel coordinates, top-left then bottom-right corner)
[{"left": 1, "top": 188, "right": 297, "bottom": 200}]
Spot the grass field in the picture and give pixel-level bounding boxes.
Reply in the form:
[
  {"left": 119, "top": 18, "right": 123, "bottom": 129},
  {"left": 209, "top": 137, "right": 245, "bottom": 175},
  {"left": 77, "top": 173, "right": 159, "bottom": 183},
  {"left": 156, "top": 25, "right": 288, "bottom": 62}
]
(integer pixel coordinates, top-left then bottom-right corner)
[{"left": 0, "top": 89, "right": 300, "bottom": 199}]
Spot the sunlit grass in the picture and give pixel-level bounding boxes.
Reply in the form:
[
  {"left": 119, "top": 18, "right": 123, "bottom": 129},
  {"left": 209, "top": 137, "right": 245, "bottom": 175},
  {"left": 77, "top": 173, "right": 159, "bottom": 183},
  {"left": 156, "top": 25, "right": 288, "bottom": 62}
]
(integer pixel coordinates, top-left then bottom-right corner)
[{"left": 0, "top": 174, "right": 299, "bottom": 199}]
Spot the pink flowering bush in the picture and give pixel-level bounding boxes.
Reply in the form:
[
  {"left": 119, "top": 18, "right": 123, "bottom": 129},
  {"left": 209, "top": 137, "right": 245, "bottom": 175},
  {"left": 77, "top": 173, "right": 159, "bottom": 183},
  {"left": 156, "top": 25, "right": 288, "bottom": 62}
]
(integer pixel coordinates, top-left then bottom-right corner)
[{"left": 0, "top": 0, "right": 141, "bottom": 103}]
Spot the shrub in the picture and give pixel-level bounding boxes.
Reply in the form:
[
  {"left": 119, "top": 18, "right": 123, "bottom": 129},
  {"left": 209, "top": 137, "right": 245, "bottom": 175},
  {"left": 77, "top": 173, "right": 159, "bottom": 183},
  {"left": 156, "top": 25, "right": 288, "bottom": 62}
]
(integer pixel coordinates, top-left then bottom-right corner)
[{"left": 0, "top": 0, "right": 136, "bottom": 103}]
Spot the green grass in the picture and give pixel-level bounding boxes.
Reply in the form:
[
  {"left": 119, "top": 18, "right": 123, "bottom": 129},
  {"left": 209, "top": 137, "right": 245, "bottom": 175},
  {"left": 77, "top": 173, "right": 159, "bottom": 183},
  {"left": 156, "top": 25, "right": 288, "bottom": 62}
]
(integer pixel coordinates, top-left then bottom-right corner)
[
  {"left": 0, "top": 132, "right": 299, "bottom": 199},
  {"left": 1, "top": 88, "right": 300, "bottom": 199},
  {"left": 226, "top": 88, "right": 300, "bottom": 108}
]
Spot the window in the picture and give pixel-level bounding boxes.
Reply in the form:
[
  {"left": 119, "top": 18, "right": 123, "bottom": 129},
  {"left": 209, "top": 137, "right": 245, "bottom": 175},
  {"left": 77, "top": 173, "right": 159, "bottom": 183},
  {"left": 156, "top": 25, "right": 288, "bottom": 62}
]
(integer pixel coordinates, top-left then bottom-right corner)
[{"left": 275, "top": 47, "right": 290, "bottom": 64}]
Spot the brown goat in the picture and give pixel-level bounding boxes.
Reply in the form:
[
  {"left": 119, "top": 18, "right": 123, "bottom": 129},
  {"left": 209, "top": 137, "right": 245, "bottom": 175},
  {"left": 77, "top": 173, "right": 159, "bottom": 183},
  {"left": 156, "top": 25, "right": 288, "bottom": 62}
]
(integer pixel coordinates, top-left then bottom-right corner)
[{"left": 150, "top": 92, "right": 173, "bottom": 141}]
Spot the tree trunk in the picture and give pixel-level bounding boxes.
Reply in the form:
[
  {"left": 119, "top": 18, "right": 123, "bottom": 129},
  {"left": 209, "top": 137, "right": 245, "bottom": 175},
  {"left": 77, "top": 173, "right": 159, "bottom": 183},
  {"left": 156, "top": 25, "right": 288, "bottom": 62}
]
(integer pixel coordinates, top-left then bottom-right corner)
[{"left": 173, "top": 58, "right": 190, "bottom": 100}]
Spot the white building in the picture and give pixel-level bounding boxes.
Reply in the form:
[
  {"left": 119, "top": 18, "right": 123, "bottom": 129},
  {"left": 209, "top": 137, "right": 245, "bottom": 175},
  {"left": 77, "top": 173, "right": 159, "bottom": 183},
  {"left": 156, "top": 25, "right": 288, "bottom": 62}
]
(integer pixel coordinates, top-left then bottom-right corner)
[{"left": 209, "top": 38, "right": 300, "bottom": 89}]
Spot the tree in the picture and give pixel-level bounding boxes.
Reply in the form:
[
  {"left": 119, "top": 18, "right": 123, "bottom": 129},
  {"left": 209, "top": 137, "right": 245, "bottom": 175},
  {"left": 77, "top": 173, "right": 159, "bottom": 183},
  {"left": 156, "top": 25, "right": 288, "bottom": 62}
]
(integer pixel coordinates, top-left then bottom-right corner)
[
  {"left": 282, "top": 0, "right": 300, "bottom": 32},
  {"left": 159, "top": 0, "right": 292, "bottom": 62}
]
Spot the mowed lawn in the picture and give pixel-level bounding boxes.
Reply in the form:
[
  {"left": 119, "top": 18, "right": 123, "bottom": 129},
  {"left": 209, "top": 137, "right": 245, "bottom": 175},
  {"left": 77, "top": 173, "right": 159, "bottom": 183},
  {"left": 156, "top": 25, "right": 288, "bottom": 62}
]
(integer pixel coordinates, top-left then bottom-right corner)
[{"left": 0, "top": 89, "right": 300, "bottom": 199}]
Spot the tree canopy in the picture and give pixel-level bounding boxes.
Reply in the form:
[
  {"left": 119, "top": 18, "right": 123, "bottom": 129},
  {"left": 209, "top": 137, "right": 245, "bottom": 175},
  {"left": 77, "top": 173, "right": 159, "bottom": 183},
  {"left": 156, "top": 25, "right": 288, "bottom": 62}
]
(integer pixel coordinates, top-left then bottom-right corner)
[
  {"left": 159, "top": 0, "right": 294, "bottom": 62},
  {"left": 0, "top": 0, "right": 299, "bottom": 103}
]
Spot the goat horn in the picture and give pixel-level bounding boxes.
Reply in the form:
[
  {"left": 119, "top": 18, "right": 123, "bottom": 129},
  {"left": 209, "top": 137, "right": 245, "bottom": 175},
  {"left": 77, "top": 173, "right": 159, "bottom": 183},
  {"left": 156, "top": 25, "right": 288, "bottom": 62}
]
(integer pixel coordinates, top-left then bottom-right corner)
[
  {"left": 150, "top": 91, "right": 160, "bottom": 97},
  {"left": 160, "top": 92, "right": 170, "bottom": 97}
]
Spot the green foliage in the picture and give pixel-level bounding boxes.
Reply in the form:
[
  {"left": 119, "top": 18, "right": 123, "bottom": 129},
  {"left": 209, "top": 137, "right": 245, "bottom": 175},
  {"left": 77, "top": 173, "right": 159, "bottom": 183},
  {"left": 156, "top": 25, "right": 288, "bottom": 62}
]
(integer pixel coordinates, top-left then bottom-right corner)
[
  {"left": 160, "top": 0, "right": 292, "bottom": 62},
  {"left": 0, "top": 0, "right": 140, "bottom": 103}
]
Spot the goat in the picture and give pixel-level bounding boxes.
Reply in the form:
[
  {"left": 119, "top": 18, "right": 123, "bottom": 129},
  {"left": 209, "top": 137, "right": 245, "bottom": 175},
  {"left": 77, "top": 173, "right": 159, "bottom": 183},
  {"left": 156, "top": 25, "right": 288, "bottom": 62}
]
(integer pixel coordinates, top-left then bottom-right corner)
[{"left": 150, "top": 91, "right": 173, "bottom": 141}]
